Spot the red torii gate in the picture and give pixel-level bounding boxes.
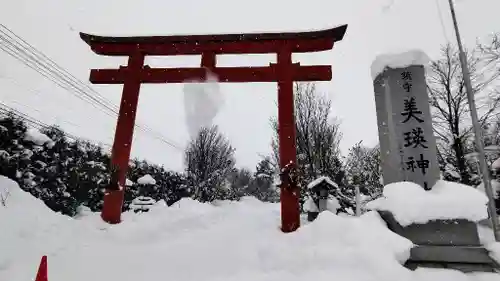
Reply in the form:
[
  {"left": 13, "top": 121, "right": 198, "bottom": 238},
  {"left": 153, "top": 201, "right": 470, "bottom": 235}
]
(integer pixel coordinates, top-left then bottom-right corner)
[{"left": 80, "top": 24, "right": 347, "bottom": 233}]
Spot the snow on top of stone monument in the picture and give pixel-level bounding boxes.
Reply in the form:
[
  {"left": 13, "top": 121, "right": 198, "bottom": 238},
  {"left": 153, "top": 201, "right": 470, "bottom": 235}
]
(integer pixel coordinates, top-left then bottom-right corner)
[
  {"left": 137, "top": 174, "right": 156, "bottom": 185},
  {"left": 371, "top": 50, "right": 430, "bottom": 80},
  {"left": 307, "top": 176, "right": 338, "bottom": 189},
  {"left": 365, "top": 180, "right": 488, "bottom": 226}
]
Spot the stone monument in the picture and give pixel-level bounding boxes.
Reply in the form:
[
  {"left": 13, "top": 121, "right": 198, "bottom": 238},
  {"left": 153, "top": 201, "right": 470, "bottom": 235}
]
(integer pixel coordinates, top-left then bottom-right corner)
[{"left": 372, "top": 50, "right": 439, "bottom": 190}]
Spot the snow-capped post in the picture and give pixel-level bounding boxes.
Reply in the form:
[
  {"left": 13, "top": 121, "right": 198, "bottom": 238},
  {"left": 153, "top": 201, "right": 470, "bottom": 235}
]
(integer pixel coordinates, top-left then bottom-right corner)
[
  {"left": 80, "top": 25, "right": 348, "bottom": 230},
  {"left": 372, "top": 50, "right": 440, "bottom": 190}
]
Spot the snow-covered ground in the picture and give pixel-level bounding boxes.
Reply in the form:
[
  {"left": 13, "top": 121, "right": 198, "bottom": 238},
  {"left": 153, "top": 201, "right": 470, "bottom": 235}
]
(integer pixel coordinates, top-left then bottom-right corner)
[{"left": 1, "top": 176, "right": 499, "bottom": 281}]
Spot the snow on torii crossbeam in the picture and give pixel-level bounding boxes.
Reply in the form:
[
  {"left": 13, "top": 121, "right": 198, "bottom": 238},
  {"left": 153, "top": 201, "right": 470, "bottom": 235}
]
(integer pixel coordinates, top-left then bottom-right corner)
[{"left": 80, "top": 24, "right": 348, "bottom": 233}]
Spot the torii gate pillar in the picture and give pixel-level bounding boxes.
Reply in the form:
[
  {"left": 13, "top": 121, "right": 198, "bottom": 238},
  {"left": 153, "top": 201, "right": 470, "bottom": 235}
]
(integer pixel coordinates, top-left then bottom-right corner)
[{"left": 80, "top": 25, "right": 347, "bottom": 232}]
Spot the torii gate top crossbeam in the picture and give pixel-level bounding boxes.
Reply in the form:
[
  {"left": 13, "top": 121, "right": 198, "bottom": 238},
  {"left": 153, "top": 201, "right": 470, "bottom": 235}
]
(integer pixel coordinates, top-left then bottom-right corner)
[{"left": 80, "top": 25, "right": 347, "bottom": 56}]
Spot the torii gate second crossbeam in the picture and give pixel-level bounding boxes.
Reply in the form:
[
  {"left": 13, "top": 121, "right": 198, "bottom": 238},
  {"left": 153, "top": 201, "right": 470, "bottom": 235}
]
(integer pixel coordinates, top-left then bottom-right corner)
[{"left": 80, "top": 24, "right": 348, "bottom": 233}]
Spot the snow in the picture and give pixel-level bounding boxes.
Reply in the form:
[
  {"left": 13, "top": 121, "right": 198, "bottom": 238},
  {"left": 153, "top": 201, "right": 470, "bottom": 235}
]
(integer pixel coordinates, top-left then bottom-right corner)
[
  {"left": 444, "top": 163, "right": 461, "bottom": 179},
  {"left": 371, "top": 49, "right": 430, "bottom": 80},
  {"left": 131, "top": 196, "right": 155, "bottom": 206},
  {"left": 366, "top": 180, "right": 489, "bottom": 226},
  {"left": 125, "top": 178, "right": 134, "bottom": 186},
  {"left": 484, "top": 145, "right": 500, "bottom": 152},
  {"left": 183, "top": 69, "right": 225, "bottom": 139},
  {"left": 137, "top": 174, "right": 156, "bottom": 185},
  {"left": 477, "top": 223, "right": 500, "bottom": 265},
  {"left": 303, "top": 196, "right": 318, "bottom": 212},
  {"left": 492, "top": 158, "right": 500, "bottom": 170},
  {"left": 1, "top": 176, "right": 499, "bottom": 281},
  {"left": 487, "top": 243, "right": 500, "bottom": 265},
  {"left": 477, "top": 180, "right": 500, "bottom": 199},
  {"left": 307, "top": 176, "right": 338, "bottom": 190},
  {"left": 23, "top": 128, "right": 55, "bottom": 148},
  {"left": 326, "top": 197, "right": 341, "bottom": 212}
]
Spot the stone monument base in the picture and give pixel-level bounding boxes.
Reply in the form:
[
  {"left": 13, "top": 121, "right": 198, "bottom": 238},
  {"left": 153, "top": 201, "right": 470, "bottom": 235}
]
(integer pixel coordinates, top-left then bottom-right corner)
[{"left": 378, "top": 211, "right": 500, "bottom": 273}]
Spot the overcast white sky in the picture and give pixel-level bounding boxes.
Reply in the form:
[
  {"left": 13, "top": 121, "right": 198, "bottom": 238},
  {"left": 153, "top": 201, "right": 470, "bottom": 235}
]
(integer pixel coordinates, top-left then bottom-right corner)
[{"left": 1, "top": 0, "right": 499, "bottom": 172}]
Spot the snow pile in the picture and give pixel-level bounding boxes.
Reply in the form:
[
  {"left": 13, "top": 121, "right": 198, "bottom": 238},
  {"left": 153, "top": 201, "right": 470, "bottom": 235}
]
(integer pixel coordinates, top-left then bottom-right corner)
[
  {"left": 366, "top": 180, "right": 488, "bottom": 226},
  {"left": 1, "top": 177, "right": 499, "bottom": 281},
  {"left": 303, "top": 196, "right": 340, "bottom": 213},
  {"left": 23, "top": 128, "right": 55, "bottom": 148},
  {"left": 0, "top": 176, "right": 93, "bottom": 274},
  {"left": 371, "top": 49, "right": 430, "bottom": 80},
  {"left": 304, "top": 196, "right": 319, "bottom": 212},
  {"left": 477, "top": 223, "right": 500, "bottom": 265},
  {"left": 183, "top": 69, "right": 224, "bottom": 139},
  {"left": 487, "top": 243, "right": 500, "bottom": 264},
  {"left": 477, "top": 180, "right": 500, "bottom": 199},
  {"left": 137, "top": 174, "right": 156, "bottom": 185},
  {"left": 492, "top": 157, "right": 500, "bottom": 170},
  {"left": 326, "top": 197, "right": 341, "bottom": 212},
  {"left": 125, "top": 178, "right": 134, "bottom": 186}
]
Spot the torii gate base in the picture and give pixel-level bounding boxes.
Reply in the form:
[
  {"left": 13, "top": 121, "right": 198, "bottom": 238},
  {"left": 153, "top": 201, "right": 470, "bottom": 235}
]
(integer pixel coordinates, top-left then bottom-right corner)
[{"left": 80, "top": 25, "right": 347, "bottom": 233}]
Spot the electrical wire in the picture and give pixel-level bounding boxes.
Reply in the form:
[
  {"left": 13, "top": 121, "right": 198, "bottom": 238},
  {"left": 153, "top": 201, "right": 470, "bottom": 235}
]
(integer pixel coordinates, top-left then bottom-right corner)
[
  {"left": 0, "top": 24, "right": 184, "bottom": 151},
  {"left": 435, "top": 0, "right": 451, "bottom": 45}
]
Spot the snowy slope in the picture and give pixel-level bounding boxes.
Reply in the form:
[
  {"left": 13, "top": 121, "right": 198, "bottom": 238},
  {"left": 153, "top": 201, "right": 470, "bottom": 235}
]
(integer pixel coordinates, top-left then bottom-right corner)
[{"left": 1, "top": 176, "right": 499, "bottom": 281}]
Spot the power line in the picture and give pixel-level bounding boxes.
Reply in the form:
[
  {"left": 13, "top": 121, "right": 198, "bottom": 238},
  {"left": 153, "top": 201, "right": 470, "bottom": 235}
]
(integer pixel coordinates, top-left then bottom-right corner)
[
  {"left": 435, "top": 0, "right": 451, "bottom": 45},
  {"left": 0, "top": 24, "right": 119, "bottom": 113},
  {"left": 0, "top": 24, "right": 184, "bottom": 151}
]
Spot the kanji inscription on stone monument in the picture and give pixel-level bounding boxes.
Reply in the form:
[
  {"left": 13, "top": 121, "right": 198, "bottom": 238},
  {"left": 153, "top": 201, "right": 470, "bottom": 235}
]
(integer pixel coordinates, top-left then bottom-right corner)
[{"left": 373, "top": 64, "right": 439, "bottom": 190}]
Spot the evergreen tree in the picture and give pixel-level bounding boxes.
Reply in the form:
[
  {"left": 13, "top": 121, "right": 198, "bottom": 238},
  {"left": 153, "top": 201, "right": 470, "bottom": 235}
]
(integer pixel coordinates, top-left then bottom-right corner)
[{"left": 0, "top": 114, "right": 191, "bottom": 216}]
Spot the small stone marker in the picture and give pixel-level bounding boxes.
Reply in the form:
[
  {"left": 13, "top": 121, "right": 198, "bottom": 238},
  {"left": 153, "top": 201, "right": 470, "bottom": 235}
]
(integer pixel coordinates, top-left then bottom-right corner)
[{"left": 372, "top": 51, "right": 440, "bottom": 190}]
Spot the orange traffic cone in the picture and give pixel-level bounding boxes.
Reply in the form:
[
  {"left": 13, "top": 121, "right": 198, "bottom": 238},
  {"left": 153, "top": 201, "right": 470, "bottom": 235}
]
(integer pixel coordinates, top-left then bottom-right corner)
[{"left": 34, "top": 256, "right": 48, "bottom": 281}]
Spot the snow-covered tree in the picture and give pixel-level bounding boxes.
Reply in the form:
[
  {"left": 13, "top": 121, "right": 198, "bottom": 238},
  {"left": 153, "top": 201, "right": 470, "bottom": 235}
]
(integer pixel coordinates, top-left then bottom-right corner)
[
  {"left": 0, "top": 114, "right": 190, "bottom": 215},
  {"left": 427, "top": 44, "right": 500, "bottom": 185},
  {"left": 249, "top": 157, "right": 279, "bottom": 202},
  {"left": 344, "top": 141, "right": 383, "bottom": 199},
  {"left": 184, "top": 125, "right": 235, "bottom": 202},
  {"left": 270, "top": 82, "right": 345, "bottom": 206}
]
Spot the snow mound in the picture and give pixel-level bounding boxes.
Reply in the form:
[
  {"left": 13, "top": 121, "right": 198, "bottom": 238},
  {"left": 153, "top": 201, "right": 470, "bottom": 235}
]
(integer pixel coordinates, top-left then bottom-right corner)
[
  {"left": 327, "top": 197, "right": 341, "bottom": 212},
  {"left": 125, "top": 178, "right": 134, "bottom": 186},
  {"left": 492, "top": 158, "right": 500, "bottom": 170},
  {"left": 137, "top": 174, "right": 156, "bottom": 185},
  {"left": 23, "top": 128, "right": 55, "bottom": 148},
  {"left": 477, "top": 180, "right": 500, "bottom": 199},
  {"left": 371, "top": 49, "right": 430, "bottom": 80},
  {"left": 304, "top": 196, "right": 319, "bottom": 212},
  {"left": 366, "top": 180, "right": 488, "bottom": 226},
  {"left": 486, "top": 243, "right": 500, "bottom": 264},
  {"left": 0, "top": 176, "right": 92, "bottom": 274}
]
